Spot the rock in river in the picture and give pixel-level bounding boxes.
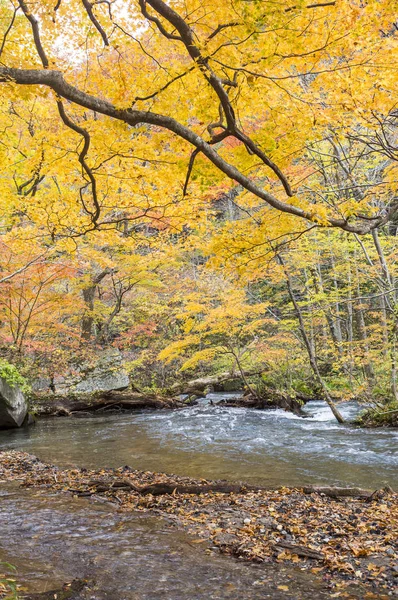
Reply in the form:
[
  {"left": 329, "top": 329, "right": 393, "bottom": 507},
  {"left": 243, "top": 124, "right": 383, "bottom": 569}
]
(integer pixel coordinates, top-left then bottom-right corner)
[{"left": 0, "top": 376, "right": 28, "bottom": 429}]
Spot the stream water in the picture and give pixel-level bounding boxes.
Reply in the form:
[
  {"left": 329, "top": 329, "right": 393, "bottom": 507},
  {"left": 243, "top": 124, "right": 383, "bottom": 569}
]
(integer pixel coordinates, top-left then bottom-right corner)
[
  {"left": 0, "top": 484, "right": 351, "bottom": 599},
  {"left": 0, "top": 395, "right": 397, "bottom": 598},
  {"left": 1, "top": 396, "right": 397, "bottom": 488}
]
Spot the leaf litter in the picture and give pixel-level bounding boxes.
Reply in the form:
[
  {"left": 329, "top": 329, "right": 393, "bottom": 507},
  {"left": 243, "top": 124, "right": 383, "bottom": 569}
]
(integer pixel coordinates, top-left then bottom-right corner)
[{"left": 0, "top": 450, "right": 396, "bottom": 598}]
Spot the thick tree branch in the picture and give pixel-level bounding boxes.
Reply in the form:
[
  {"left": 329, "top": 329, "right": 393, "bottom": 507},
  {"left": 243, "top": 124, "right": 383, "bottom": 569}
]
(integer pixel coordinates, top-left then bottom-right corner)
[
  {"left": 144, "top": 0, "right": 237, "bottom": 129},
  {"left": 0, "top": 66, "right": 387, "bottom": 234},
  {"left": 142, "top": 0, "right": 292, "bottom": 195}
]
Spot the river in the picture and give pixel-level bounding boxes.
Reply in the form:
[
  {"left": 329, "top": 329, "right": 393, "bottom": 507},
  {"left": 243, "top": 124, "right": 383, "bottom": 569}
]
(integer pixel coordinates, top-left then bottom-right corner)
[
  {"left": 1, "top": 396, "right": 397, "bottom": 488},
  {"left": 0, "top": 483, "right": 353, "bottom": 599},
  {"left": 0, "top": 396, "right": 397, "bottom": 598}
]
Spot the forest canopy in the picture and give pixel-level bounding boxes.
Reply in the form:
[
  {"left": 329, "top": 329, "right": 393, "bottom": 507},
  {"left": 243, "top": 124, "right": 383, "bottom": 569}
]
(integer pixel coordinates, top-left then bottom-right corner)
[
  {"left": 0, "top": 0, "right": 398, "bottom": 420},
  {"left": 0, "top": 0, "right": 397, "bottom": 234}
]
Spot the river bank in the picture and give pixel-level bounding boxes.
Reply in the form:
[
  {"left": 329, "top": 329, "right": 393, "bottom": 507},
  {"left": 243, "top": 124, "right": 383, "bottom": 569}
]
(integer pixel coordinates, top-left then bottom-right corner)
[
  {"left": 355, "top": 402, "right": 398, "bottom": 428},
  {"left": 0, "top": 451, "right": 397, "bottom": 599}
]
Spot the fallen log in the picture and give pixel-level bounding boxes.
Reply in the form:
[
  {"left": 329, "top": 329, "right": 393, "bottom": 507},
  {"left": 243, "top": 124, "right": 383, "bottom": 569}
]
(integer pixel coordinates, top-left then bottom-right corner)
[
  {"left": 75, "top": 478, "right": 266, "bottom": 496},
  {"left": 221, "top": 388, "right": 306, "bottom": 416},
  {"left": 303, "top": 486, "right": 373, "bottom": 499},
  {"left": 138, "top": 482, "right": 263, "bottom": 496},
  {"left": 32, "top": 390, "right": 184, "bottom": 417}
]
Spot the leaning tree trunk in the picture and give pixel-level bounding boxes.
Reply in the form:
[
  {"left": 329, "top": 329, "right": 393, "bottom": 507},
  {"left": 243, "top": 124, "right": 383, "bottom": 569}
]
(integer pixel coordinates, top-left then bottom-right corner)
[{"left": 278, "top": 255, "right": 345, "bottom": 424}]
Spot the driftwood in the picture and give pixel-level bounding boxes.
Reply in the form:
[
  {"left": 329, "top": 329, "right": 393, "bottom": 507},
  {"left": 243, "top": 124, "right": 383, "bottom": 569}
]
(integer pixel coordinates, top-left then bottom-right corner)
[
  {"left": 274, "top": 541, "right": 324, "bottom": 560},
  {"left": 32, "top": 390, "right": 184, "bottom": 417},
  {"left": 303, "top": 485, "right": 373, "bottom": 499},
  {"left": 74, "top": 478, "right": 265, "bottom": 497},
  {"left": 221, "top": 388, "right": 306, "bottom": 416}
]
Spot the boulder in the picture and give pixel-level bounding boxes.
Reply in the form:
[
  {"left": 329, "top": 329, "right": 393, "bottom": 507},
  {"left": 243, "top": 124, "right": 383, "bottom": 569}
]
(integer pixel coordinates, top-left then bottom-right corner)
[
  {"left": 68, "top": 348, "right": 129, "bottom": 394},
  {"left": 0, "top": 377, "right": 28, "bottom": 429},
  {"left": 71, "top": 349, "right": 130, "bottom": 394},
  {"left": 33, "top": 349, "right": 130, "bottom": 395}
]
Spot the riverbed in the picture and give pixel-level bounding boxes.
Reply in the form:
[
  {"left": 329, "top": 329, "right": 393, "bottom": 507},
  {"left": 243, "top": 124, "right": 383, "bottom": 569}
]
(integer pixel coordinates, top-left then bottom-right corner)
[
  {"left": 0, "top": 396, "right": 397, "bottom": 599},
  {"left": 2, "top": 481, "right": 366, "bottom": 600}
]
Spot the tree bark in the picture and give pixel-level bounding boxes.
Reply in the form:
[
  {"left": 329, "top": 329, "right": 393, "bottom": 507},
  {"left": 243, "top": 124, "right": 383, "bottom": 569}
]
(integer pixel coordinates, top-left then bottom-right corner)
[{"left": 81, "top": 267, "right": 112, "bottom": 340}]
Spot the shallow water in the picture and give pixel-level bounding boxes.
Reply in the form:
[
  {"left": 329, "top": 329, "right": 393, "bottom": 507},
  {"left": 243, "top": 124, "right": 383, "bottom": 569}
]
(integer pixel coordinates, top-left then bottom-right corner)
[
  {"left": 1, "top": 396, "right": 396, "bottom": 598},
  {"left": 0, "top": 484, "right": 347, "bottom": 599},
  {"left": 0, "top": 396, "right": 397, "bottom": 489}
]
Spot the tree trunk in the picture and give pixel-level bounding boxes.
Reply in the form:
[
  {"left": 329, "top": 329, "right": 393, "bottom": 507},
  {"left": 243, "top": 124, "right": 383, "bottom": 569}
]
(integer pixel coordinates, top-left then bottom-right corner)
[
  {"left": 278, "top": 255, "right": 345, "bottom": 424},
  {"left": 81, "top": 267, "right": 112, "bottom": 340},
  {"left": 353, "top": 250, "right": 374, "bottom": 381}
]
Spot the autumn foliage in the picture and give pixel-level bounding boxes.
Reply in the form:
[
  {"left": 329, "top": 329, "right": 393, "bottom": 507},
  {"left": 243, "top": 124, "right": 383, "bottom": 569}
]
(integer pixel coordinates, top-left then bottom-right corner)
[{"left": 0, "top": 0, "right": 397, "bottom": 415}]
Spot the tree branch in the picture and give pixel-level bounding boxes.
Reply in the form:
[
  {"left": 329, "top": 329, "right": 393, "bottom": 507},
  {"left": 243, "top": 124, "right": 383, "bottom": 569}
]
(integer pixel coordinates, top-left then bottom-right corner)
[
  {"left": 0, "top": 7, "right": 19, "bottom": 59},
  {"left": 143, "top": 0, "right": 292, "bottom": 195},
  {"left": 285, "top": 1, "right": 336, "bottom": 12},
  {"left": 0, "top": 66, "right": 387, "bottom": 234},
  {"left": 81, "top": 0, "right": 109, "bottom": 46},
  {"left": 17, "top": 0, "right": 49, "bottom": 68},
  {"left": 0, "top": 253, "right": 48, "bottom": 284},
  {"left": 138, "top": 0, "right": 182, "bottom": 41},
  {"left": 56, "top": 99, "right": 101, "bottom": 225},
  {"left": 207, "top": 22, "right": 240, "bottom": 41},
  {"left": 183, "top": 148, "right": 201, "bottom": 196}
]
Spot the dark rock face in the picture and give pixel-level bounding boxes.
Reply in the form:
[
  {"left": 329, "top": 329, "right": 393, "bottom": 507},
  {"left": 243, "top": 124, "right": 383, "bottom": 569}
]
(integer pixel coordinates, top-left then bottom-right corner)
[{"left": 0, "top": 377, "right": 28, "bottom": 429}]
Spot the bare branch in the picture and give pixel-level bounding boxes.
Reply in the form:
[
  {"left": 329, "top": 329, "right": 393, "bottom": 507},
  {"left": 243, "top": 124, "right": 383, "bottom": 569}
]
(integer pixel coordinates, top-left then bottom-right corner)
[
  {"left": 56, "top": 99, "right": 101, "bottom": 225},
  {"left": 0, "top": 253, "right": 48, "bottom": 284},
  {"left": 81, "top": 0, "right": 109, "bottom": 46},
  {"left": 17, "top": 0, "right": 49, "bottom": 68}
]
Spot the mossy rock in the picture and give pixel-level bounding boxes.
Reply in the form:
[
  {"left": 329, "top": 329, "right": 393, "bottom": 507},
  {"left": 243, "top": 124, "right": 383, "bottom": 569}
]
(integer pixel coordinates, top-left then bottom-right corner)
[{"left": 355, "top": 402, "right": 398, "bottom": 428}]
